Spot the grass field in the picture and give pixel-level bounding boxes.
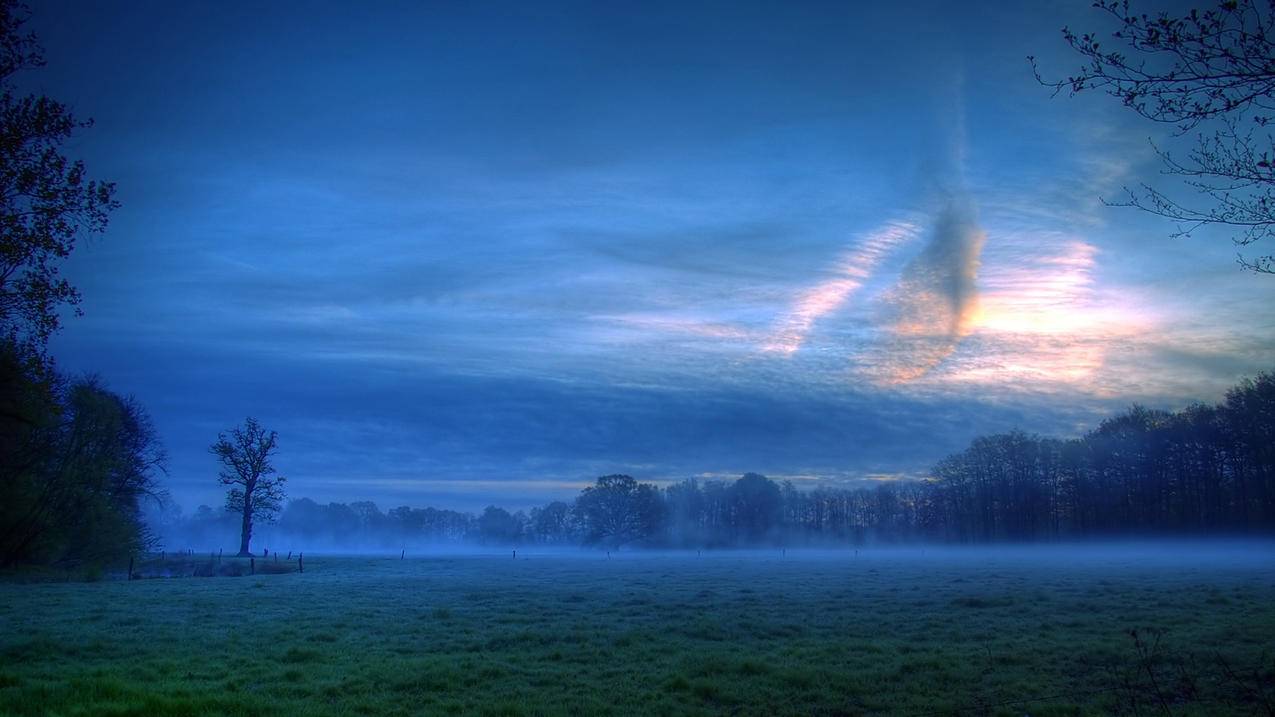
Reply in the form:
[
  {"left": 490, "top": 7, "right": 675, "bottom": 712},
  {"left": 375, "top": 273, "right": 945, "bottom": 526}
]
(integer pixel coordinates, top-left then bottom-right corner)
[{"left": 2, "top": 546, "right": 1274, "bottom": 716}]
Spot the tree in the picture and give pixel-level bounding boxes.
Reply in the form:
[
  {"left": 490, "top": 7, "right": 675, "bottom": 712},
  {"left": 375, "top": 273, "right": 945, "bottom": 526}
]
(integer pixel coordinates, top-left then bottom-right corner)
[
  {"left": 528, "top": 500, "right": 575, "bottom": 544},
  {"left": 0, "top": 0, "right": 118, "bottom": 349},
  {"left": 1032, "top": 0, "right": 1275, "bottom": 273},
  {"left": 574, "top": 474, "right": 663, "bottom": 548},
  {"left": 728, "top": 473, "right": 782, "bottom": 544},
  {"left": 477, "top": 505, "right": 522, "bottom": 545},
  {"left": 0, "top": 375, "right": 165, "bottom": 567},
  {"left": 210, "top": 417, "right": 286, "bottom": 556}
]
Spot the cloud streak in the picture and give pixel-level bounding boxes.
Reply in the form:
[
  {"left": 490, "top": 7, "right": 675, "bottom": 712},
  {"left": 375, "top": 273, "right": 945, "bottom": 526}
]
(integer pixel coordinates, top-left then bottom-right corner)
[{"left": 765, "top": 221, "right": 918, "bottom": 355}]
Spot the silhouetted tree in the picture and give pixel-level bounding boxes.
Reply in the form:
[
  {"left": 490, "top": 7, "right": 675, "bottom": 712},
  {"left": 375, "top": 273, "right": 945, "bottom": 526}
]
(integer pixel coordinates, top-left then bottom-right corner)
[
  {"left": 1033, "top": 0, "right": 1275, "bottom": 273},
  {"left": 0, "top": 0, "right": 144, "bottom": 571},
  {"left": 575, "top": 474, "right": 662, "bottom": 547},
  {"left": 728, "top": 473, "right": 782, "bottom": 544},
  {"left": 0, "top": 0, "right": 118, "bottom": 349},
  {"left": 0, "top": 376, "right": 164, "bottom": 566},
  {"left": 477, "top": 505, "right": 523, "bottom": 545},
  {"left": 210, "top": 417, "right": 286, "bottom": 556},
  {"left": 528, "top": 501, "right": 575, "bottom": 544}
]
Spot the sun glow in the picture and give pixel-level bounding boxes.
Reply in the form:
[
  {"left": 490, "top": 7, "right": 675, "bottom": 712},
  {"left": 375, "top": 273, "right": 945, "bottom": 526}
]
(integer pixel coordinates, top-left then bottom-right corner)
[{"left": 936, "top": 238, "right": 1149, "bottom": 392}]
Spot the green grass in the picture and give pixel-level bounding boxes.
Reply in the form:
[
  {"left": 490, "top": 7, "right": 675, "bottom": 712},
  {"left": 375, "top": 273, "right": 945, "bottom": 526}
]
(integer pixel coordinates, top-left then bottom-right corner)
[{"left": 1, "top": 549, "right": 1273, "bottom": 715}]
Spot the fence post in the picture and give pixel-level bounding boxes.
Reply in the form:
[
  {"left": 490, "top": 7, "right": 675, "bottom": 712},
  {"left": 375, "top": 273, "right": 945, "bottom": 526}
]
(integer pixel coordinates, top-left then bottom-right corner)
[{"left": 250, "top": 557, "right": 255, "bottom": 575}]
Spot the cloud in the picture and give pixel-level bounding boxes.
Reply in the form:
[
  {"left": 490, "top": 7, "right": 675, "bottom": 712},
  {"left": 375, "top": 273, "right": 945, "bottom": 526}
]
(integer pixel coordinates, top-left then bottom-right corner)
[
  {"left": 866, "top": 198, "right": 986, "bottom": 383},
  {"left": 764, "top": 221, "right": 919, "bottom": 355}
]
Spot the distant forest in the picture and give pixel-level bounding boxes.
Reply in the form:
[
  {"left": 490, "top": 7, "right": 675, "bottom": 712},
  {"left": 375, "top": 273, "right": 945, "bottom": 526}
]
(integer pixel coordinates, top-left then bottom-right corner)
[{"left": 161, "top": 372, "right": 1275, "bottom": 551}]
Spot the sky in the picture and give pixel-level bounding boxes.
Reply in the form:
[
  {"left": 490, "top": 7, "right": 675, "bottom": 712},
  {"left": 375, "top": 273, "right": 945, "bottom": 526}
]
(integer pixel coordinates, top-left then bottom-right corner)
[{"left": 25, "top": 0, "right": 1275, "bottom": 512}]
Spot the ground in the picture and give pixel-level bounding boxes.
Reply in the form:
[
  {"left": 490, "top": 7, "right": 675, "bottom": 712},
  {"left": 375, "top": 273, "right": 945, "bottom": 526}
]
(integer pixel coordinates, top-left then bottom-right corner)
[{"left": 1, "top": 546, "right": 1273, "bottom": 716}]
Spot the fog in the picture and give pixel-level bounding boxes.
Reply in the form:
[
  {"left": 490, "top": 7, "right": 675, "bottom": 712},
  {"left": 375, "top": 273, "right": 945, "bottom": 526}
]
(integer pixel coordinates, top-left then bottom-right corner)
[{"left": 148, "top": 495, "right": 1275, "bottom": 572}]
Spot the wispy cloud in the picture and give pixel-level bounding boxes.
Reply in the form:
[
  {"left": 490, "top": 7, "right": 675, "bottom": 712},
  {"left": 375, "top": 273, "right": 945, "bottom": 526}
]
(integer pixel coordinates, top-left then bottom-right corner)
[{"left": 764, "top": 221, "right": 918, "bottom": 355}]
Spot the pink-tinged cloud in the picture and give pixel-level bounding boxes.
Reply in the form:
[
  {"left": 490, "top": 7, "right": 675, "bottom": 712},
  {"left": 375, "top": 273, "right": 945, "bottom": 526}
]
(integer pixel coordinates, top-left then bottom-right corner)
[
  {"left": 764, "top": 221, "right": 918, "bottom": 355},
  {"left": 866, "top": 200, "right": 986, "bottom": 384},
  {"left": 911, "top": 237, "right": 1152, "bottom": 396}
]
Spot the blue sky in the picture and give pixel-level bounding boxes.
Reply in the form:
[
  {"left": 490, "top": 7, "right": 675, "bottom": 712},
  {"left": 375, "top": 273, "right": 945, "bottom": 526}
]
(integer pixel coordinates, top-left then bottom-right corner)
[{"left": 28, "top": 0, "right": 1275, "bottom": 511}]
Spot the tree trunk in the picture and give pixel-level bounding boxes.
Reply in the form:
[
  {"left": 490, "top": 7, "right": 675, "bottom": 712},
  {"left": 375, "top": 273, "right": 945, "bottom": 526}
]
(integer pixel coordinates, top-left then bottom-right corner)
[{"left": 237, "top": 490, "right": 253, "bottom": 557}]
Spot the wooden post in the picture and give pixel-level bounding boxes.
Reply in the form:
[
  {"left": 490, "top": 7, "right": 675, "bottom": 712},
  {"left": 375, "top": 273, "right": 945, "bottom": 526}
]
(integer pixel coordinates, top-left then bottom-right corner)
[
  {"left": 128, "top": 555, "right": 134, "bottom": 581},
  {"left": 250, "top": 557, "right": 255, "bottom": 575},
  {"left": 298, "top": 553, "right": 303, "bottom": 573}
]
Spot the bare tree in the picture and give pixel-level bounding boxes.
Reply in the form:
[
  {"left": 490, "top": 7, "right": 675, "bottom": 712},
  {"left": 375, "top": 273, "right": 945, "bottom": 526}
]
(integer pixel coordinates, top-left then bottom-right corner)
[
  {"left": 210, "top": 417, "right": 286, "bottom": 556},
  {"left": 1032, "top": 0, "right": 1275, "bottom": 274}
]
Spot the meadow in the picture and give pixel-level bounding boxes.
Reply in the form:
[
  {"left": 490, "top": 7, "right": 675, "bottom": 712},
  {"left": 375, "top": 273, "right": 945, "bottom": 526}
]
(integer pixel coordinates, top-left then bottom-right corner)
[{"left": 2, "top": 546, "right": 1273, "bottom": 716}]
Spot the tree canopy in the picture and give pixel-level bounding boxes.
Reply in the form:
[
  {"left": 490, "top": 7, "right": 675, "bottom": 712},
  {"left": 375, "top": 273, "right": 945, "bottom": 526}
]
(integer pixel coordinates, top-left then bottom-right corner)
[
  {"left": 0, "top": 0, "right": 118, "bottom": 349},
  {"left": 1034, "top": 0, "right": 1275, "bottom": 274}
]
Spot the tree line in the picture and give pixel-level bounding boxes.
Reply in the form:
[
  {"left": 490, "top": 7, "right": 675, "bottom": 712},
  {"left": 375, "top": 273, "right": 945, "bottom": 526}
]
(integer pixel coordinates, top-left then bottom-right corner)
[{"left": 159, "top": 370, "right": 1275, "bottom": 551}]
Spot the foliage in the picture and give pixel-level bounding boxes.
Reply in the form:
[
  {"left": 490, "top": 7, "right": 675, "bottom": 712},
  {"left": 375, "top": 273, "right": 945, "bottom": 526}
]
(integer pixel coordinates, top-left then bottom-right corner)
[
  {"left": 210, "top": 417, "right": 286, "bottom": 556},
  {"left": 0, "top": 340, "right": 165, "bottom": 568},
  {"left": 476, "top": 505, "right": 523, "bottom": 545},
  {"left": 923, "top": 372, "right": 1275, "bottom": 541},
  {"left": 1034, "top": 0, "right": 1275, "bottom": 273},
  {"left": 574, "top": 474, "right": 664, "bottom": 548},
  {"left": 0, "top": 0, "right": 118, "bottom": 349},
  {"left": 0, "top": 2, "right": 161, "bottom": 572}
]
